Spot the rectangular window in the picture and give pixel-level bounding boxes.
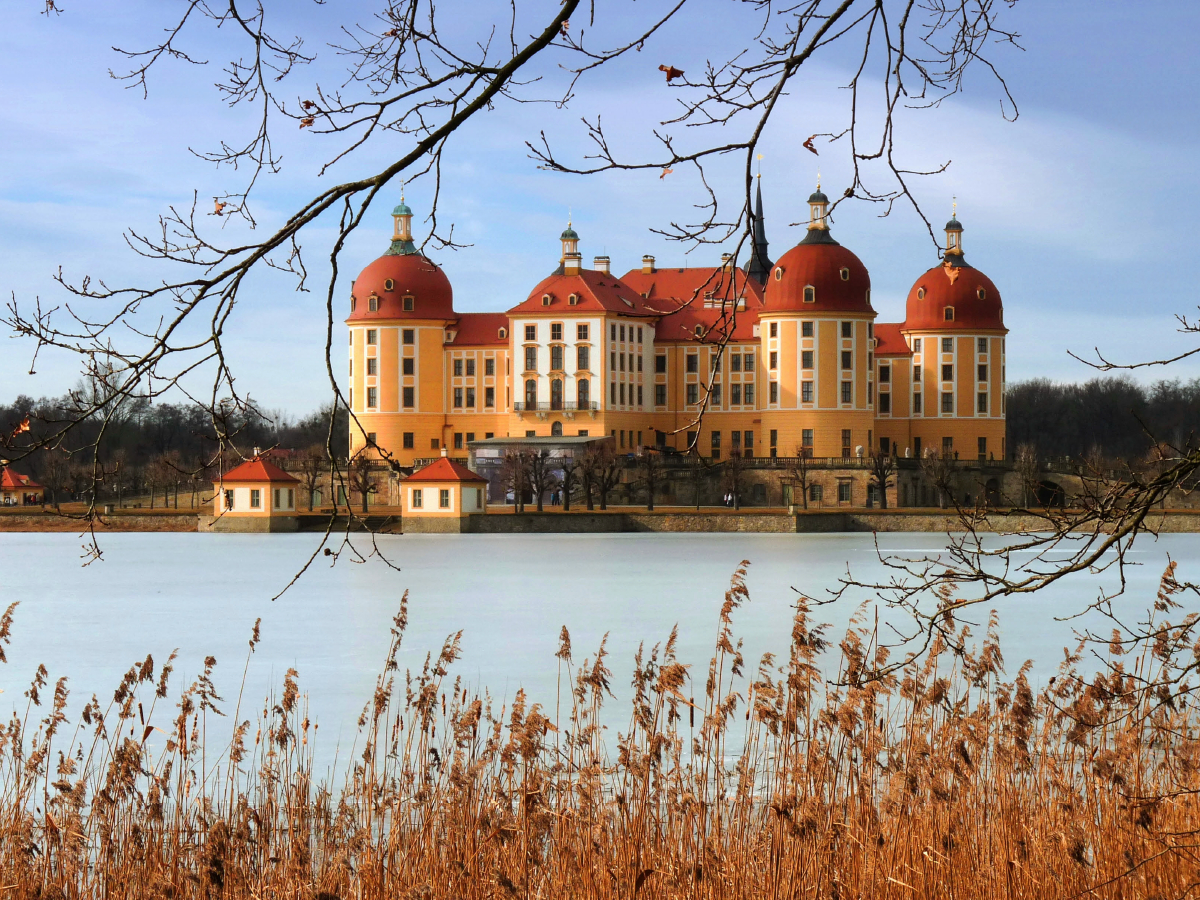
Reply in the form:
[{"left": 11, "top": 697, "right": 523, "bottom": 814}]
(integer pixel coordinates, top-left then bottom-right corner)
[
  {"left": 769, "top": 381, "right": 778, "bottom": 403},
  {"left": 802, "top": 429, "right": 814, "bottom": 449},
  {"left": 686, "top": 383, "right": 699, "bottom": 405},
  {"left": 453, "top": 358, "right": 463, "bottom": 377},
  {"left": 439, "top": 489, "right": 451, "bottom": 509},
  {"left": 943, "top": 437, "right": 954, "bottom": 456},
  {"left": 525, "top": 324, "right": 537, "bottom": 341},
  {"left": 770, "top": 322, "right": 778, "bottom": 338},
  {"left": 403, "top": 432, "right": 414, "bottom": 449},
  {"left": 367, "top": 357, "right": 378, "bottom": 376},
  {"left": 466, "top": 387, "right": 476, "bottom": 408},
  {"left": 402, "top": 329, "right": 414, "bottom": 345},
  {"left": 224, "top": 489, "right": 234, "bottom": 511},
  {"left": 485, "top": 386, "right": 495, "bottom": 408},
  {"left": 403, "top": 387, "right": 414, "bottom": 408},
  {"left": 655, "top": 384, "right": 667, "bottom": 406},
  {"left": 942, "top": 364, "right": 954, "bottom": 382},
  {"left": 250, "top": 489, "right": 261, "bottom": 509},
  {"left": 620, "top": 353, "right": 626, "bottom": 372},
  {"left": 842, "top": 429, "right": 852, "bottom": 449},
  {"left": 711, "top": 384, "right": 722, "bottom": 405},
  {"left": 942, "top": 337, "right": 953, "bottom": 353},
  {"left": 913, "top": 392, "right": 922, "bottom": 414},
  {"left": 841, "top": 321, "right": 852, "bottom": 338},
  {"left": 525, "top": 346, "right": 537, "bottom": 372},
  {"left": 431, "top": 438, "right": 440, "bottom": 450},
  {"left": 978, "top": 364, "right": 988, "bottom": 382},
  {"left": 454, "top": 433, "right": 464, "bottom": 450},
  {"left": 730, "top": 431, "right": 741, "bottom": 450},
  {"left": 638, "top": 326, "right": 643, "bottom": 342},
  {"left": 838, "top": 482, "right": 851, "bottom": 503},
  {"left": 978, "top": 392, "right": 988, "bottom": 413},
  {"left": 610, "top": 382, "right": 616, "bottom": 404},
  {"left": 611, "top": 350, "right": 617, "bottom": 371},
  {"left": 712, "top": 353, "right": 721, "bottom": 372},
  {"left": 868, "top": 383, "right": 874, "bottom": 403},
  {"left": 466, "top": 359, "right": 476, "bottom": 377},
  {"left": 879, "top": 365, "right": 890, "bottom": 383},
  {"left": 744, "top": 352, "right": 754, "bottom": 372},
  {"left": 731, "top": 383, "right": 742, "bottom": 405},
  {"left": 879, "top": 393, "right": 891, "bottom": 413},
  {"left": 367, "top": 431, "right": 376, "bottom": 445},
  {"left": 978, "top": 338, "right": 988, "bottom": 354},
  {"left": 611, "top": 323, "right": 617, "bottom": 341},
  {"left": 710, "top": 431, "right": 721, "bottom": 460},
  {"left": 485, "top": 358, "right": 495, "bottom": 376},
  {"left": 453, "top": 388, "right": 463, "bottom": 408},
  {"left": 551, "top": 323, "right": 563, "bottom": 341},
  {"left": 770, "top": 429, "right": 778, "bottom": 448},
  {"left": 841, "top": 350, "right": 852, "bottom": 370},
  {"left": 577, "top": 323, "right": 589, "bottom": 340},
  {"left": 770, "top": 351, "right": 778, "bottom": 370},
  {"left": 802, "top": 321, "right": 813, "bottom": 338},
  {"left": 620, "top": 324, "right": 626, "bottom": 342},
  {"left": 913, "top": 364, "right": 921, "bottom": 381},
  {"left": 841, "top": 381, "right": 852, "bottom": 404},
  {"left": 801, "top": 350, "right": 814, "bottom": 370},
  {"left": 655, "top": 354, "right": 667, "bottom": 373},
  {"left": 620, "top": 383, "right": 626, "bottom": 405},
  {"left": 942, "top": 392, "right": 954, "bottom": 413},
  {"left": 637, "top": 354, "right": 643, "bottom": 373},
  {"left": 577, "top": 345, "right": 590, "bottom": 371},
  {"left": 637, "top": 385, "right": 643, "bottom": 406},
  {"left": 551, "top": 345, "right": 564, "bottom": 371},
  {"left": 367, "top": 387, "right": 378, "bottom": 408},
  {"left": 801, "top": 381, "right": 813, "bottom": 403},
  {"left": 411, "top": 489, "right": 423, "bottom": 509},
  {"left": 403, "top": 358, "right": 415, "bottom": 375},
  {"left": 271, "top": 488, "right": 280, "bottom": 510},
  {"left": 686, "top": 353, "right": 698, "bottom": 373},
  {"left": 744, "top": 431, "right": 754, "bottom": 456},
  {"left": 731, "top": 353, "right": 742, "bottom": 372},
  {"left": 367, "top": 329, "right": 378, "bottom": 345},
  {"left": 978, "top": 437, "right": 988, "bottom": 458}
]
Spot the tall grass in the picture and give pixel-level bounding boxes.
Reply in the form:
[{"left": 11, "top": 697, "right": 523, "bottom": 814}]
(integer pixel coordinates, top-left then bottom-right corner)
[{"left": 1, "top": 563, "right": 1197, "bottom": 898}]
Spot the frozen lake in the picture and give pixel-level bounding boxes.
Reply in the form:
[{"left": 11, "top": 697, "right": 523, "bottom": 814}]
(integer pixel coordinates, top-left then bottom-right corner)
[{"left": 0, "top": 531, "right": 1193, "bottom": 773}]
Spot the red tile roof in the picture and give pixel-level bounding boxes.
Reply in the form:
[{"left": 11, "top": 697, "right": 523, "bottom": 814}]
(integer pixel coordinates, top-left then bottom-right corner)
[
  {"left": 904, "top": 263, "right": 1006, "bottom": 333},
  {"left": 619, "top": 266, "right": 765, "bottom": 308},
  {"left": 346, "top": 252, "right": 455, "bottom": 322},
  {"left": 653, "top": 305, "right": 760, "bottom": 344},
  {"left": 0, "top": 467, "right": 41, "bottom": 490},
  {"left": 509, "top": 270, "right": 661, "bottom": 317},
  {"left": 764, "top": 240, "right": 874, "bottom": 314},
  {"left": 217, "top": 457, "right": 299, "bottom": 484},
  {"left": 873, "top": 322, "right": 912, "bottom": 356},
  {"left": 448, "top": 312, "right": 510, "bottom": 346},
  {"left": 404, "top": 456, "right": 487, "bottom": 483}
]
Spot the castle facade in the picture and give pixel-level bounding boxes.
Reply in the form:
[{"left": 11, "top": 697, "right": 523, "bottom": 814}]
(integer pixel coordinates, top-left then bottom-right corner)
[{"left": 345, "top": 184, "right": 1008, "bottom": 465}]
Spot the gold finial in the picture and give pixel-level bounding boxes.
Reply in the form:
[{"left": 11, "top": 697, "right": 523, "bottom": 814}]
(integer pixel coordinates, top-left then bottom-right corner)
[
  {"left": 952, "top": 195, "right": 957, "bottom": 218},
  {"left": 816, "top": 168, "right": 821, "bottom": 191},
  {"left": 568, "top": 207, "right": 572, "bottom": 228},
  {"left": 756, "top": 153, "right": 763, "bottom": 178},
  {"left": 400, "top": 181, "right": 405, "bottom": 203}
]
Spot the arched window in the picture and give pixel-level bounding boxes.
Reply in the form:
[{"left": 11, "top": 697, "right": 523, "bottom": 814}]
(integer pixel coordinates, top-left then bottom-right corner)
[
  {"left": 550, "top": 379, "right": 563, "bottom": 410},
  {"left": 803, "top": 285, "right": 815, "bottom": 303},
  {"left": 542, "top": 294, "right": 552, "bottom": 306},
  {"left": 943, "top": 306, "right": 955, "bottom": 321},
  {"left": 368, "top": 295, "right": 379, "bottom": 311},
  {"left": 577, "top": 378, "right": 590, "bottom": 407},
  {"left": 568, "top": 293, "right": 579, "bottom": 305},
  {"left": 498, "top": 327, "right": 507, "bottom": 339},
  {"left": 917, "top": 287, "right": 926, "bottom": 300},
  {"left": 551, "top": 421, "right": 563, "bottom": 436},
  {"left": 525, "top": 379, "right": 537, "bottom": 408},
  {"left": 402, "top": 296, "right": 415, "bottom": 311}
]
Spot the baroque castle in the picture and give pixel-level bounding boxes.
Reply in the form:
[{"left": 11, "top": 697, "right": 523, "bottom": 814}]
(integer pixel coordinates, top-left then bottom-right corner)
[{"left": 345, "top": 182, "right": 1007, "bottom": 465}]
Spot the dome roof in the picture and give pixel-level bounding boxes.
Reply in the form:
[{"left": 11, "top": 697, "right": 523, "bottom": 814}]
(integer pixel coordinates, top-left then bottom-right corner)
[
  {"left": 808, "top": 189, "right": 829, "bottom": 204},
  {"left": 347, "top": 251, "right": 454, "bottom": 321},
  {"left": 904, "top": 263, "right": 1004, "bottom": 332},
  {"left": 560, "top": 225, "right": 579, "bottom": 240},
  {"left": 945, "top": 216, "right": 962, "bottom": 232},
  {"left": 762, "top": 236, "right": 873, "bottom": 314},
  {"left": 392, "top": 201, "right": 413, "bottom": 216}
]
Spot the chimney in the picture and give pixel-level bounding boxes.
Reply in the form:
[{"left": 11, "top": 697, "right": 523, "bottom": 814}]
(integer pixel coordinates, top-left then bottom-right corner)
[
  {"left": 721, "top": 253, "right": 734, "bottom": 270},
  {"left": 593, "top": 255, "right": 611, "bottom": 274},
  {"left": 441, "top": 447, "right": 448, "bottom": 458},
  {"left": 563, "top": 252, "right": 583, "bottom": 275},
  {"left": 641, "top": 255, "right": 656, "bottom": 274}
]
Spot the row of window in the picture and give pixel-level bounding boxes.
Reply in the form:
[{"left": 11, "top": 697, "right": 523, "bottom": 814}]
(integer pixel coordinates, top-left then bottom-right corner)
[
  {"left": 680, "top": 383, "right": 756, "bottom": 406},
  {"left": 410, "top": 488, "right": 452, "bottom": 509},
  {"left": 767, "top": 320, "right": 863, "bottom": 339},
  {"left": 395, "top": 432, "right": 496, "bottom": 450},
  {"left": 526, "top": 323, "right": 591, "bottom": 342},
  {"left": 452, "top": 358, "right": 497, "bottom": 377},
  {"left": 221, "top": 487, "right": 294, "bottom": 511}
]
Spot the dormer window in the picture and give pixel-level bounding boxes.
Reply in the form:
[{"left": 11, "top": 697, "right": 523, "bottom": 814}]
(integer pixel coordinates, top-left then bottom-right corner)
[
  {"left": 774, "top": 267, "right": 783, "bottom": 281},
  {"left": 694, "top": 324, "right": 704, "bottom": 338},
  {"left": 943, "top": 306, "right": 955, "bottom": 321},
  {"left": 402, "top": 295, "right": 415, "bottom": 311},
  {"left": 384, "top": 279, "right": 395, "bottom": 291},
  {"left": 568, "top": 293, "right": 579, "bottom": 305},
  {"left": 350, "top": 296, "right": 357, "bottom": 311},
  {"left": 803, "top": 285, "right": 815, "bottom": 303},
  {"left": 839, "top": 267, "right": 850, "bottom": 281},
  {"left": 977, "top": 288, "right": 987, "bottom": 300},
  {"left": 498, "top": 326, "right": 507, "bottom": 339},
  {"left": 542, "top": 294, "right": 552, "bottom": 306},
  {"left": 368, "top": 295, "right": 379, "bottom": 312},
  {"left": 917, "top": 288, "right": 926, "bottom": 300}
]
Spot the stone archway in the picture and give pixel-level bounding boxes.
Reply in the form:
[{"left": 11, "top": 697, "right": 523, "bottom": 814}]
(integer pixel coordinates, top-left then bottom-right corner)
[{"left": 551, "top": 421, "right": 563, "bottom": 436}]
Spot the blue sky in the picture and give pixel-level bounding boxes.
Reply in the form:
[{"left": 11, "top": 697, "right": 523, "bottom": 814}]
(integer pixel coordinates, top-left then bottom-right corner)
[{"left": 2, "top": 1, "right": 1198, "bottom": 416}]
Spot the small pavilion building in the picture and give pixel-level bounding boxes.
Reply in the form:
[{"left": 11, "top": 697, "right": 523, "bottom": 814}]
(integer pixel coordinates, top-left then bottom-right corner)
[
  {"left": 1, "top": 467, "right": 44, "bottom": 506},
  {"left": 201, "top": 457, "right": 299, "bottom": 532},
  {"left": 401, "top": 453, "right": 488, "bottom": 533}
]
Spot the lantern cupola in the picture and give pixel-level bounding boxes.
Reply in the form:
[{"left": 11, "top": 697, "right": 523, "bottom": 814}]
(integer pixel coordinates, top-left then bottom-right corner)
[
  {"left": 387, "top": 194, "right": 417, "bottom": 256},
  {"left": 943, "top": 200, "right": 966, "bottom": 267},
  {"left": 559, "top": 219, "right": 582, "bottom": 275}
]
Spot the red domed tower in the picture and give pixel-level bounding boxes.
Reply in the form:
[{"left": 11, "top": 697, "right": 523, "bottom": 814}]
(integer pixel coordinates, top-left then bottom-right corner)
[
  {"left": 346, "top": 199, "right": 457, "bottom": 460},
  {"left": 902, "top": 210, "right": 1008, "bottom": 461},
  {"left": 759, "top": 183, "right": 878, "bottom": 460}
]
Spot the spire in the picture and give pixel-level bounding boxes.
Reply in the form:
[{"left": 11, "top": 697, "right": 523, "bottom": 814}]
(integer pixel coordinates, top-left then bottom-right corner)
[
  {"left": 943, "top": 197, "right": 967, "bottom": 268},
  {"left": 743, "top": 162, "right": 773, "bottom": 282},
  {"left": 557, "top": 216, "right": 582, "bottom": 275},
  {"left": 386, "top": 191, "right": 417, "bottom": 256}
]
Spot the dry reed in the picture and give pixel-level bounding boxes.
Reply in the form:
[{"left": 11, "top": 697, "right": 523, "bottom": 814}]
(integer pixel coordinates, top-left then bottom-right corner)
[{"left": 1, "top": 562, "right": 1198, "bottom": 898}]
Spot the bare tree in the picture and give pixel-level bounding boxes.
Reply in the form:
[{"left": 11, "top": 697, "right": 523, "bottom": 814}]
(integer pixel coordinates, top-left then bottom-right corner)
[
  {"left": 500, "top": 448, "right": 534, "bottom": 514},
  {"left": 347, "top": 454, "right": 376, "bottom": 514},
  {"left": 868, "top": 448, "right": 896, "bottom": 509},
  {"left": 721, "top": 450, "right": 747, "bottom": 510},
  {"left": 40, "top": 449, "right": 71, "bottom": 511},
  {"left": 559, "top": 454, "right": 580, "bottom": 513},
  {"left": 786, "top": 445, "right": 813, "bottom": 510},
  {"left": 1014, "top": 442, "right": 1040, "bottom": 507},
  {"left": 918, "top": 448, "right": 955, "bottom": 509},
  {"left": 297, "top": 445, "right": 326, "bottom": 512},
  {"left": 528, "top": 451, "right": 559, "bottom": 514},
  {"left": 582, "top": 443, "right": 622, "bottom": 511},
  {"left": 634, "top": 448, "right": 667, "bottom": 512}
]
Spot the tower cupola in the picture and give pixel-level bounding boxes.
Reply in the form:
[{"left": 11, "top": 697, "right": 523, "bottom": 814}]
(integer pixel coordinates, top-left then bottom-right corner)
[
  {"left": 943, "top": 201, "right": 966, "bottom": 266},
  {"left": 559, "top": 219, "right": 582, "bottom": 275},
  {"left": 388, "top": 194, "right": 417, "bottom": 256},
  {"left": 807, "top": 179, "right": 830, "bottom": 232}
]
